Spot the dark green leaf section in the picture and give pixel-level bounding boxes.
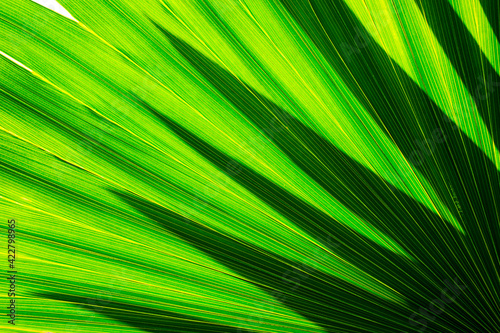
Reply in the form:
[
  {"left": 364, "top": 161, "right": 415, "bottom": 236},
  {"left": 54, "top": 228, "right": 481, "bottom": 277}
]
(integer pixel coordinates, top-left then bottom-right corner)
[{"left": 39, "top": 293, "right": 239, "bottom": 332}]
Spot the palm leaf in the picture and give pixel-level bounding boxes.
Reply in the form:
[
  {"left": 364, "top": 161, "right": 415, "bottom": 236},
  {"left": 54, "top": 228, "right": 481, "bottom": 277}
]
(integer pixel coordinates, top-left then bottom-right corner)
[{"left": 0, "top": 0, "right": 498, "bottom": 332}]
